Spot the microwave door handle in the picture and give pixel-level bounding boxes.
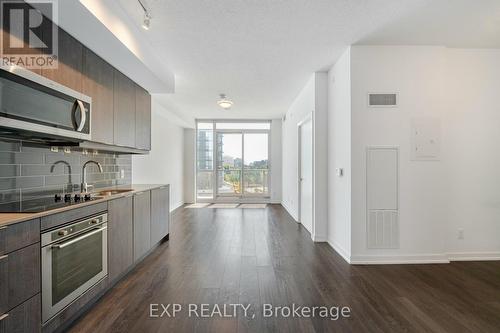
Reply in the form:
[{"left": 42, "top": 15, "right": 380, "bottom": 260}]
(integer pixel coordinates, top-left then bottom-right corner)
[
  {"left": 52, "top": 226, "right": 106, "bottom": 249},
  {"left": 75, "top": 100, "right": 87, "bottom": 132}
]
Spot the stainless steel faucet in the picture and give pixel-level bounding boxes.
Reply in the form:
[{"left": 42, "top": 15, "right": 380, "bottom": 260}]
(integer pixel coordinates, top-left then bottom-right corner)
[
  {"left": 50, "top": 160, "right": 72, "bottom": 193},
  {"left": 81, "top": 160, "right": 103, "bottom": 193}
]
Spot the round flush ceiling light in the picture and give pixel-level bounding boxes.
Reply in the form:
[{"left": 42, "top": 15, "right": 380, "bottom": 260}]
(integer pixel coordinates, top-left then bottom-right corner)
[{"left": 217, "top": 94, "right": 234, "bottom": 109}]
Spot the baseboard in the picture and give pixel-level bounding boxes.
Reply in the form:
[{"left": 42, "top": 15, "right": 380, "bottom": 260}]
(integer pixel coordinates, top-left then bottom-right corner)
[
  {"left": 312, "top": 234, "right": 327, "bottom": 242},
  {"left": 170, "top": 201, "right": 184, "bottom": 212},
  {"left": 327, "top": 240, "right": 351, "bottom": 264},
  {"left": 448, "top": 252, "right": 500, "bottom": 261},
  {"left": 350, "top": 253, "right": 450, "bottom": 265},
  {"left": 281, "top": 201, "right": 298, "bottom": 222}
]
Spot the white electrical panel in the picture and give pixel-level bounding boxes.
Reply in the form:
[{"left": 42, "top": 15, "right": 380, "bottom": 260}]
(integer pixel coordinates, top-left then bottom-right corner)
[{"left": 411, "top": 117, "right": 441, "bottom": 161}]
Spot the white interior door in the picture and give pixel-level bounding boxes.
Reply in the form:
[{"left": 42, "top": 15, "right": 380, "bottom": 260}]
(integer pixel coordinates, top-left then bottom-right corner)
[{"left": 299, "top": 118, "right": 313, "bottom": 234}]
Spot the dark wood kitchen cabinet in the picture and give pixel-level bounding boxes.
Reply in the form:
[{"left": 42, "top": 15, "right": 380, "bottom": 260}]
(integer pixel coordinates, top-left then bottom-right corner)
[
  {"left": 113, "top": 70, "right": 136, "bottom": 148},
  {"left": 1, "top": 16, "right": 152, "bottom": 152},
  {"left": 0, "top": 295, "right": 41, "bottom": 333},
  {"left": 135, "top": 84, "right": 152, "bottom": 150},
  {"left": 0, "top": 243, "right": 40, "bottom": 313},
  {"left": 0, "top": 27, "right": 42, "bottom": 75},
  {"left": 42, "top": 28, "right": 83, "bottom": 92},
  {"left": 133, "top": 191, "right": 151, "bottom": 261},
  {"left": 82, "top": 48, "right": 114, "bottom": 145},
  {"left": 108, "top": 196, "right": 134, "bottom": 282},
  {"left": 150, "top": 186, "right": 170, "bottom": 246}
]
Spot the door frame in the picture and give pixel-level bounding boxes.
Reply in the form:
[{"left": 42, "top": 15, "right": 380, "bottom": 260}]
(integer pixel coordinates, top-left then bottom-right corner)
[
  {"left": 297, "top": 111, "right": 315, "bottom": 237},
  {"left": 195, "top": 120, "right": 272, "bottom": 203}
]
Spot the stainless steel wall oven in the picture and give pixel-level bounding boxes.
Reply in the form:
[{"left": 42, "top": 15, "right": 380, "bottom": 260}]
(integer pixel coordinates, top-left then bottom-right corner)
[{"left": 41, "top": 213, "right": 107, "bottom": 323}]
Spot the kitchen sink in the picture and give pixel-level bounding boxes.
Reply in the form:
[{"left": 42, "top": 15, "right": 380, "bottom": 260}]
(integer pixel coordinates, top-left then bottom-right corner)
[{"left": 96, "top": 189, "right": 134, "bottom": 196}]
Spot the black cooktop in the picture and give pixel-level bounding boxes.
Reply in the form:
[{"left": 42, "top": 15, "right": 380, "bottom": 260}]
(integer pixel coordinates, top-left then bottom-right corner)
[{"left": 0, "top": 193, "right": 99, "bottom": 213}]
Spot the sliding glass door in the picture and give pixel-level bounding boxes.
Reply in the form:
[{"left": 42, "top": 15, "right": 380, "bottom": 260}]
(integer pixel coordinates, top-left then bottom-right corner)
[
  {"left": 196, "top": 121, "right": 270, "bottom": 201},
  {"left": 243, "top": 133, "right": 269, "bottom": 195},
  {"left": 216, "top": 132, "right": 243, "bottom": 196}
]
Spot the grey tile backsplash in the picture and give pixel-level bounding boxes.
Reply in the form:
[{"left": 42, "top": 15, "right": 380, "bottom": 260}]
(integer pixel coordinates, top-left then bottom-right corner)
[{"left": 0, "top": 138, "right": 132, "bottom": 204}]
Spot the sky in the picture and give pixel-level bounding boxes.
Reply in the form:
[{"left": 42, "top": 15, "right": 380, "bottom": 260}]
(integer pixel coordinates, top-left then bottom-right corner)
[{"left": 220, "top": 133, "right": 268, "bottom": 165}]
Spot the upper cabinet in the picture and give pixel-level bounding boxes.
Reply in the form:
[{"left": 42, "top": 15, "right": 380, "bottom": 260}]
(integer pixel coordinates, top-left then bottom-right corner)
[
  {"left": 135, "top": 84, "right": 152, "bottom": 150},
  {"left": 113, "top": 70, "right": 136, "bottom": 148},
  {"left": 1, "top": 19, "right": 151, "bottom": 152},
  {"left": 41, "top": 28, "right": 83, "bottom": 92},
  {"left": 82, "top": 48, "right": 114, "bottom": 145}
]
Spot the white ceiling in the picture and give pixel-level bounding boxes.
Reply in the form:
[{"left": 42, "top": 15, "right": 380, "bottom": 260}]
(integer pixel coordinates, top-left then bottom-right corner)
[
  {"left": 357, "top": 0, "right": 500, "bottom": 47},
  {"left": 112, "top": 0, "right": 500, "bottom": 121}
]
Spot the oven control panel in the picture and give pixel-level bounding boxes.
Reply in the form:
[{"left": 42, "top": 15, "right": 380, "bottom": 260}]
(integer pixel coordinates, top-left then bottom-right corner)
[{"left": 41, "top": 212, "right": 108, "bottom": 247}]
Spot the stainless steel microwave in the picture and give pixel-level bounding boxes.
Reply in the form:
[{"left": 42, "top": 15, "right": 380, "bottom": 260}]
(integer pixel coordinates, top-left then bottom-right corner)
[{"left": 0, "top": 64, "right": 91, "bottom": 142}]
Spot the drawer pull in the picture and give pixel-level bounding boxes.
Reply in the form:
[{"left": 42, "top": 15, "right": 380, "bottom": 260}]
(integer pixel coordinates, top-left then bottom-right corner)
[
  {"left": 0, "top": 313, "right": 8, "bottom": 321},
  {"left": 0, "top": 226, "right": 7, "bottom": 230},
  {"left": 0, "top": 255, "right": 7, "bottom": 261}
]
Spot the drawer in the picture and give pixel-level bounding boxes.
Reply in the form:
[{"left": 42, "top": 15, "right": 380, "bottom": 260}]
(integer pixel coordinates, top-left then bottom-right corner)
[
  {"left": 0, "top": 219, "right": 40, "bottom": 255},
  {"left": 41, "top": 202, "right": 107, "bottom": 230},
  {"left": 0, "top": 294, "right": 41, "bottom": 333},
  {"left": 0, "top": 243, "right": 40, "bottom": 314}
]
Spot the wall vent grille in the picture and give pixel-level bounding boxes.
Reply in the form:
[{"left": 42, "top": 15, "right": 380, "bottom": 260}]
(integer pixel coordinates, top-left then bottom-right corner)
[
  {"left": 368, "top": 93, "right": 398, "bottom": 107},
  {"left": 367, "top": 210, "right": 399, "bottom": 249}
]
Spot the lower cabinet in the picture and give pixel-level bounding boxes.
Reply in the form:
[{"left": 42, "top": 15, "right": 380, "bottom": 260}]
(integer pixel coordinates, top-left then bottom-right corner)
[
  {"left": 133, "top": 191, "right": 151, "bottom": 261},
  {"left": 0, "top": 242, "right": 40, "bottom": 326},
  {"left": 0, "top": 295, "right": 40, "bottom": 333},
  {"left": 150, "top": 186, "right": 170, "bottom": 246},
  {"left": 108, "top": 196, "right": 134, "bottom": 282}
]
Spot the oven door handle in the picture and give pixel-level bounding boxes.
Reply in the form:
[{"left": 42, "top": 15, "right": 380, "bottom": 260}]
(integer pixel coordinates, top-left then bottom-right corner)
[{"left": 51, "top": 226, "right": 107, "bottom": 249}]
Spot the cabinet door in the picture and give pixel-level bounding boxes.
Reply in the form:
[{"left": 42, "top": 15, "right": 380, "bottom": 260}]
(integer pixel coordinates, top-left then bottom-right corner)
[
  {"left": 0, "top": 243, "right": 40, "bottom": 312},
  {"left": 113, "top": 70, "right": 136, "bottom": 147},
  {"left": 0, "top": 295, "right": 40, "bottom": 333},
  {"left": 133, "top": 191, "right": 151, "bottom": 261},
  {"left": 151, "top": 186, "right": 170, "bottom": 245},
  {"left": 135, "top": 84, "right": 151, "bottom": 150},
  {"left": 41, "top": 28, "right": 83, "bottom": 92},
  {"left": 82, "top": 48, "right": 114, "bottom": 145},
  {"left": 0, "top": 254, "right": 7, "bottom": 315},
  {"left": 0, "top": 27, "right": 41, "bottom": 75},
  {"left": 108, "top": 196, "right": 134, "bottom": 282}
]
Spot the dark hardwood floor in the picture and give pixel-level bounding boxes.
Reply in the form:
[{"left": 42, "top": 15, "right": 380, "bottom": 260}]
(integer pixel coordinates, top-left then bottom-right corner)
[{"left": 69, "top": 205, "right": 500, "bottom": 333}]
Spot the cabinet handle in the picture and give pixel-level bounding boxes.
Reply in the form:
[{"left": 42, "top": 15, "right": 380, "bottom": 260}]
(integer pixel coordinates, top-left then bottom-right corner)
[
  {"left": 0, "top": 255, "right": 7, "bottom": 261},
  {"left": 0, "top": 226, "right": 7, "bottom": 230},
  {"left": 0, "top": 313, "right": 8, "bottom": 321},
  {"left": 159, "top": 186, "right": 168, "bottom": 189},
  {"left": 135, "top": 191, "right": 146, "bottom": 196}
]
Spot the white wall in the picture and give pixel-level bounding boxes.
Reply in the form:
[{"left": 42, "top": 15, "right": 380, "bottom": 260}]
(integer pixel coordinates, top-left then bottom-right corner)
[
  {"left": 282, "top": 73, "right": 328, "bottom": 241},
  {"left": 270, "top": 119, "right": 283, "bottom": 203},
  {"left": 444, "top": 49, "right": 500, "bottom": 260},
  {"left": 282, "top": 76, "right": 315, "bottom": 219},
  {"left": 350, "top": 46, "right": 448, "bottom": 263},
  {"left": 327, "top": 48, "right": 352, "bottom": 261},
  {"left": 332, "top": 45, "right": 500, "bottom": 264},
  {"left": 132, "top": 98, "right": 185, "bottom": 211}
]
